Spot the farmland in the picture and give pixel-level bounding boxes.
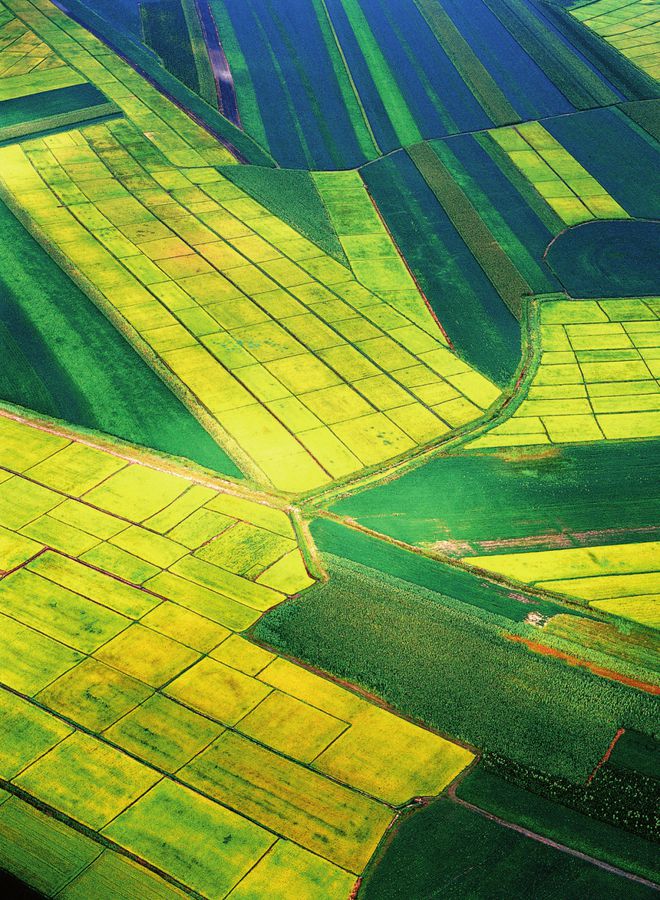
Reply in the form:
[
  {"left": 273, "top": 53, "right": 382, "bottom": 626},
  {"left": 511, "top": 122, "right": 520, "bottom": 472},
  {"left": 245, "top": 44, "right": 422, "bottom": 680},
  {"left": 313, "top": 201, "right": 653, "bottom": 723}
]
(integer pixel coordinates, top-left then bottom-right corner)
[{"left": 0, "top": 0, "right": 658, "bottom": 896}]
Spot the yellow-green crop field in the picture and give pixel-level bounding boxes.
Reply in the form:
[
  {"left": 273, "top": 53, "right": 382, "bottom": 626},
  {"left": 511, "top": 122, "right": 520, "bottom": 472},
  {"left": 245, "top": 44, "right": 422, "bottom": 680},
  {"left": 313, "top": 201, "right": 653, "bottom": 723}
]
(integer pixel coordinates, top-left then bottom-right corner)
[
  {"left": 489, "top": 122, "right": 629, "bottom": 225},
  {"left": 572, "top": 0, "right": 660, "bottom": 81},
  {"left": 0, "top": 413, "right": 473, "bottom": 897},
  {"left": 469, "top": 296, "right": 660, "bottom": 448},
  {"left": 0, "top": 0, "right": 658, "bottom": 895}
]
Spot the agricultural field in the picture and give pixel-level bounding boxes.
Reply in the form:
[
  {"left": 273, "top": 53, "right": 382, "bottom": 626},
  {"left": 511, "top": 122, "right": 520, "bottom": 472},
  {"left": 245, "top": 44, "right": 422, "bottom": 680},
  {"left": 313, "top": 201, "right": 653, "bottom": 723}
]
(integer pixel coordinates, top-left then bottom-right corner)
[{"left": 0, "top": 0, "right": 657, "bottom": 897}]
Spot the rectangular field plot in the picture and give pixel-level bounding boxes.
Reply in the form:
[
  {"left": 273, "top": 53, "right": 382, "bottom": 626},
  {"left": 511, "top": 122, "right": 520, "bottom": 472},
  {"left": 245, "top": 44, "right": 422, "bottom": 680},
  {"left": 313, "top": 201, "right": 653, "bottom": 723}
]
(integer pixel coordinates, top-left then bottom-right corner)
[
  {"left": 0, "top": 415, "right": 476, "bottom": 898},
  {"left": 180, "top": 730, "right": 391, "bottom": 872},
  {"left": 469, "top": 296, "right": 660, "bottom": 449},
  {"left": 572, "top": 0, "right": 660, "bottom": 80},
  {"left": 463, "top": 538, "right": 660, "bottom": 628},
  {"left": 0, "top": 30, "right": 504, "bottom": 494},
  {"left": 102, "top": 779, "right": 275, "bottom": 898},
  {"left": 13, "top": 731, "right": 161, "bottom": 830},
  {"left": 488, "top": 123, "right": 629, "bottom": 225}
]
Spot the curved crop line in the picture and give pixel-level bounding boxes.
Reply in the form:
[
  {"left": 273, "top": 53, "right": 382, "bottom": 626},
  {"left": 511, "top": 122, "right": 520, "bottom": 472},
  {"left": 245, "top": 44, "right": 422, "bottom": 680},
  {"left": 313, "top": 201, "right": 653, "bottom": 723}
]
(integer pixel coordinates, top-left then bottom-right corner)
[
  {"left": 302, "top": 295, "right": 544, "bottom": 510},
  {"left": 542, "top": 215, "right": 660, "bottom": 297}
]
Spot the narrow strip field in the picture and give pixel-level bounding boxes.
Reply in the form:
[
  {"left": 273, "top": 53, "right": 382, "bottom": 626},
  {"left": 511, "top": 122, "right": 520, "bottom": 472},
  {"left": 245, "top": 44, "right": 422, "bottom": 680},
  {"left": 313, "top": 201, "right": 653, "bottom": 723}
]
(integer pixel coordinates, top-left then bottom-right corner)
[
  {"left": 312, "top": 169, "right": 440, "bottom": 334},
  {"left": 463, "top": 539, "right": 660, "bottom": 629}
]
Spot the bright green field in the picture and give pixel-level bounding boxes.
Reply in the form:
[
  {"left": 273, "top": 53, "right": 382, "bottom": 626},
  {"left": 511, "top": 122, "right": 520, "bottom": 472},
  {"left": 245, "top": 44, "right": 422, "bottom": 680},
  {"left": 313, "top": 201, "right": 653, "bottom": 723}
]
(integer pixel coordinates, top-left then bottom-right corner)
[{"left": 0, "top": 198, "right": 242, "bottom": 477}]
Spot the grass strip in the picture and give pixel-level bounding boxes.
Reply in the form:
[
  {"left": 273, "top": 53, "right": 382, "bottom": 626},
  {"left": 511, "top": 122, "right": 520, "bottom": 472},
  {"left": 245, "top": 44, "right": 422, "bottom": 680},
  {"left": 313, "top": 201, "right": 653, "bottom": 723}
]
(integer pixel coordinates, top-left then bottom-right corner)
[
  {"left": 208, "top": 0, "right": 271, "bottom": 154},
  {"left": 333, "top": 0, "right": 422, "bottom": 147},
  {"left": 408, "top": 142, "right": 530, "bottom": 318},
  {"left": 0, "top": 102, "right": 121, "bottom": 145},
  {"left": 181, "top": 0, "right": 219, "bottom": 108},
  {"left": 311, "top": 0, "right": 379, "bottom": 159},
  {"left": 414, "top": 0, "right": 519, "bottom": 126},
  {"left": 483, "top": 0, "right": 619, "bottom": 109},
  {"left": 54, "top": 0, "right": 275, "bottom": 165}
]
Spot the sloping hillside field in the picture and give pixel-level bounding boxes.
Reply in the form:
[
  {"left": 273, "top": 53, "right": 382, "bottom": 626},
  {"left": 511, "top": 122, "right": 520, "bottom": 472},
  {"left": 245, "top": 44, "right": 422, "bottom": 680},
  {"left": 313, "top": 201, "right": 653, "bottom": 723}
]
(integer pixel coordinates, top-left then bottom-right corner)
[{"left": 0, "top": 0, "right": 658, "bottom": 897}]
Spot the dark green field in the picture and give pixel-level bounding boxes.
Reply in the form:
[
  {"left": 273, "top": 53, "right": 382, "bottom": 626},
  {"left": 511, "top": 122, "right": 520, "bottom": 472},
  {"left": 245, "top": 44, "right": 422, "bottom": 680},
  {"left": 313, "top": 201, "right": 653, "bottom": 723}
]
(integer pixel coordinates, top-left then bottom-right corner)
[
  {"left": 326, "top": 440, "right": 660, "bottom": 552},
  {"left": 253, "top": 552, "right": 657, "bottom": 780},
  {"left": 457, "top": 766, "right": 659, "bottom": 882},
  {"left": 360, "top": 796, "right": 656, "bottom": 899}
]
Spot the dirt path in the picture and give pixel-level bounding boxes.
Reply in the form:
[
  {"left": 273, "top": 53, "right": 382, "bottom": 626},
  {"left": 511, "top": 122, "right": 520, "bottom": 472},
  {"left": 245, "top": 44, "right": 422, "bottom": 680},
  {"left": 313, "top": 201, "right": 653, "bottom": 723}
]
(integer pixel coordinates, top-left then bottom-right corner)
[{"left": 446, "top": 781, "right": 659, "bottom": 891}]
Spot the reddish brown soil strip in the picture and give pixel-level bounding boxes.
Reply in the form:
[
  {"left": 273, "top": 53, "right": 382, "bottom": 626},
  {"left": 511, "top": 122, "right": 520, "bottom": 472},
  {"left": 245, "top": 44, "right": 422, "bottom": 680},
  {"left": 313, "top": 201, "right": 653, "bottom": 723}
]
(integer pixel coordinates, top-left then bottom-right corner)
[
  {"left": 587, "top": 728, "right": 625, "bottom": 785},
  {"left": 349, "top": 877, "right": 362, "bottom": 900},
  {"left": 195, "top": 0, "right": 241, "bottom": 125},
  {"left": 507, "top": 635, "right": 660, "bottom": 694},
  {"left": 476, "top": 533, "right": 574, "bottom": 553}
]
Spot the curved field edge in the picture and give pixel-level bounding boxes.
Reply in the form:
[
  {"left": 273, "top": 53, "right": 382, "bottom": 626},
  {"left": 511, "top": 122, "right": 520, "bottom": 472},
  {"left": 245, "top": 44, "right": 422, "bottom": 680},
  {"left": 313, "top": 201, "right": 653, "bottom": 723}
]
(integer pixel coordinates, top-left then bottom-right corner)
[
  {"left": 544, "top": 219, "right": 660, "bottom": 299},
  {"left": 301, "top": 293, "right": 542, "bottom": 508}
]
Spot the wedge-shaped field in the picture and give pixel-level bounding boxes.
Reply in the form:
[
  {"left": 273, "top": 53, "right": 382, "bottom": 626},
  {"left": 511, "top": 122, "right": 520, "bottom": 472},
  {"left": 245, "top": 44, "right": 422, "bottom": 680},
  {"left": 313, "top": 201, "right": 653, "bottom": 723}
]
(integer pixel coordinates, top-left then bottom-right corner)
[
  {"left": 0, "top": 0, "right": 503, "bottom": 495},
  {"left": 0, "top": 412, "right": 473, "bottom": 897}
]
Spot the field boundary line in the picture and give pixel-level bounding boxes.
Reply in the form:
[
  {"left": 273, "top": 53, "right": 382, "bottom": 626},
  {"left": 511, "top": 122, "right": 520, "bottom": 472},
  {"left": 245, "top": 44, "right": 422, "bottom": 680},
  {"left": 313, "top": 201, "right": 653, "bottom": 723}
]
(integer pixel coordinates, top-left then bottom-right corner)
[{"left": 447, "top": 781, "right": 660, "bottom": 891}]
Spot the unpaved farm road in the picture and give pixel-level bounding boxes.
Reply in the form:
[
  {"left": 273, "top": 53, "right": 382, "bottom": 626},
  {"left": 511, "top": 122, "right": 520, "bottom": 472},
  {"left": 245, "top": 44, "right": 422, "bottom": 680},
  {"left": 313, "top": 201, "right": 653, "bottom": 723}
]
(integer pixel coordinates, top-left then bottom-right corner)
[{"left": 446, "top": 781, "right": 660, "bottom": 892}]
